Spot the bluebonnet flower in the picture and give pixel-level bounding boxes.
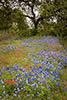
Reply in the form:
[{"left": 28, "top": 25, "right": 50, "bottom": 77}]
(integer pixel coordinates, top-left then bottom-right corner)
[
  {"left": 47, "top": 86, "right": 50, "bottom": 89},
  {"left": 29, "top": 89, "right": 31, "bottom": 92},
  {"left": 6, "top": 94, "right": 9, "bottom": 99},
  {"left": 39, "top": 76, "right": 41, "bottom": 79},
  {"left": 61, "top": 72, "right": 63, "bottom": 76},
  {"left": 21, "top": 88, "right": 23, "bottom": 91},
  {"left": 37, "top": 92, "right": 39, "bottom": 95},
  {"left": 1, "top": 80, "right": 4, "bottom": 85},
  {"left": 6, "top": 66, "right": 9, "bottom": 70},
  {"left": 28, "top": 77, "right": 30, "bottom": 81},
  {"left": 24, "top": 72, "right": 27, "bottom": 78},
  {"left": 26, "top": 94, "right": 30, "bottom": 98},
  {"left": 16, "top": 74, "right": 18, "bottom": 78},
  {"left": 51, "top": 71, "right": 55, "bottom": 76},
  {"left": 50, "top": 64, "right": 54, "bottom": 68},
  {"left": 31, "top": 59, "right": 33, "bottom": 62},
  {"left": 19, "top": 67, "right": 23, "bottom": 71},
  {"left": 3, "top": 91, "right": 6, "bottom": 95},
  {"left": 52, "top": 80, "right": 54, "bottom": 83},
  {"left": 20, "top": 79, "right": 22, "bottom": 83},
  {"left": 0, "top": 96, "right": 2, "bottom": 99},
  {"left": 46, "top": 67, "right": 50, "bottom": 71},
  {"left": 22, "top": 83, "right": 24, "bottom": 86},
  {"left": 34, "top": 76, "right": 37, "bottom": 79},
  {"left": 22, "top": 76, "right": 24, "bottom": 79},
  {"left": 3, "top": 85, "right": 5, "bottom": 88},
  {"left": 17, "top": 88, "right": 20, "bottom": 92},
  {"left": 32, "top": 94, "right": 34, "bottom": 97},
  {"left": 62, "top": 83, "right": 64, "bottom": 88},
  {"left": 32, "top": 83, "right": 36, "bottom": 87},
  {"left": 40, "top": 65, "right": 42, "bottom": 68},
  {"left": 13, "top": 94, "right": 17, "bottom": 97},
  {"left": 23, "top": 87, "right": 25, "bottom": 89},
  {"left": 31, "top": 69, "right": 34, "bottom": 72},
  {"left": 15, "top": 78, "right": 19, "bottom": 82},
  {"left": 41, "top": 62, "right": 44, "bottom": 65},
  {"left": 11, "top": 67, "right": 14, "bottom": 71},
  {"left": 25, "top": 79, "right": 28, "bottom": 84},
  {"left": 56, "top": 75, "right": 59, "bottom": 78},
  {"left": 56, "top": 82, "right": 60, "bottom": 87},
  {"left": 56, "top": 78, "right": 60, "bottom": 82},
  {"left": 16, "top": 84, "right": 19, "bottom": 88},
  {"left": 1, "top": 71, "right": 3, "bottom": 75},
  {"left": 45, "top": 81, "right": 47, "bottom": 85},
  {"left": 18, "top": 72, "right": 22, "bottom": 77},
  {"left": 37, "top": 79, "right": 40, "bottom": 83},
  {"left": 39, "top": 60, "right": 41, "bottom": 63},
  {"left": 48, "top": 97, "right": 50, "bottom": 100},
  {"left": 31, "top": 77, "right": 34, "bottom": 83},
  {"left": 63, "top": 89, "right": 64, "bottom": 92},
  {"left": 8, "top": 70, "right": 10, "bottom": 73},
  {"left": 47, "top": 76, "right": 50, "bottom": 79},
  {"left": 39, "top": 69, "right": 42, "bottom": 73},
  {"left": 52, "top": 76, "right": 56, "bottom": 80},
  {"left": 3, "top": 66, "right": 5, "bottom": 70},
  {"left": 52, "top": 92, "right": 54, "bottom": 95},
  {"left": 36, "top": 86, "right": 38, "bottom": 89},
  {"left": 0, "top": 69, "right": 1, "bottom": 72}
]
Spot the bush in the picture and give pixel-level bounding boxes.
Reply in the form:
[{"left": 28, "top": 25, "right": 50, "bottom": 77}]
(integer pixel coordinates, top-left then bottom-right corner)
[
  {"left": 0, "top": 31, "right": 14, "bottom": 41},
  {"left": 31, "top": 28, "right": 39, "bottom": 36},
  {"left": 48, "top": 28, "right": 57, "bottom": 36}
]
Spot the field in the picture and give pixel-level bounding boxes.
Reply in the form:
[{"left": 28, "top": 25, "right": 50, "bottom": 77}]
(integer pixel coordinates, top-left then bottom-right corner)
[{"left": 0, "top": 36, "right": 67, "bottom": 100}]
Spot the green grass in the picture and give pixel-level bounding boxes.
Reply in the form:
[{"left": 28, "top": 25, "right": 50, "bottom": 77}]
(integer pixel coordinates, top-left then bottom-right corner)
[
  {"left": 60, "top": 40, "right": 67, "bottom": 100},
  {"left": 60, "top": 40, "right": 67, "bottom": 49}
]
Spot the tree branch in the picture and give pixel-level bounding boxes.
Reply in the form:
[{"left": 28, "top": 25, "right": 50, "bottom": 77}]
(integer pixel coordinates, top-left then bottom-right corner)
[{"left": 23, "top": 14, "right": 34, "bottom": 19}]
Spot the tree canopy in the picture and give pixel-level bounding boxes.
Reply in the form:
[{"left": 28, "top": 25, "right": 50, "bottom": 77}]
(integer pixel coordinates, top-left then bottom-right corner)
[{"left": 0, "top": 0, "right": 67, "bottom": 38}]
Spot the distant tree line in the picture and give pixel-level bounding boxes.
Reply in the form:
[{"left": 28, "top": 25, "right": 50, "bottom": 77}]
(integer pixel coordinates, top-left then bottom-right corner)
[{"left": 0, "top": 0, "right": 67, "bottom": 39}]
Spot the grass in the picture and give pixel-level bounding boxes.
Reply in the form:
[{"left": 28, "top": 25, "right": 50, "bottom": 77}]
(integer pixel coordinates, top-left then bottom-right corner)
[
  {"left": 59, "top": 39, "right": 67, "bottom": 100},
  {"left": 0, "top": 36, "right": 67, "bottom": 100},
  {"left": 60, "top": 40, "right": 67, "bottom": 50}
]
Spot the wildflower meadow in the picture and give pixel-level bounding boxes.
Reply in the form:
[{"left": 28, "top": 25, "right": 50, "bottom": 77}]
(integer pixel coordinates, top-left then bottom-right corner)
[{"left": 0, "top": 36, "right": 67, "bottom": 100}]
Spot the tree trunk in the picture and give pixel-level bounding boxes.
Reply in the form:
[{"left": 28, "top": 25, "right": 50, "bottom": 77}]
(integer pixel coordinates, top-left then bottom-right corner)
[
  {"left": 34, "top": 23, "right": 38, "bottom": 30},
  {"left": 34, "top": 17, "right": 44, "bottom": 30}
]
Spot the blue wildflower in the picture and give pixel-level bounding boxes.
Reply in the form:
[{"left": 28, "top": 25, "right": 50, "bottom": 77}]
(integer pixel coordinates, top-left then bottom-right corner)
[
  {"left": 37, "top": 92, "right": 39, "bottom": 95},
  {"left": 3, "top": 91, "right": 6, "bottom": 95},
  {"left": 15, "top": 78, "right": 19, "bottom": 82},
  {"left": 3, "top": 85, "right": 5, "bottom": 88},
  {"left": 26, "top": 94, "right": 30, "bottom": 98},
  {"left": 13, "top": 94, "right": 17, "bottom": 97},
  {"left": 32, "top": 94, "right": 34, "bottom": 97},
  {"left": 47, "top": 86, "right": 50, "bottom": 89},
  {"left": 1, "top": 80, "right": 4, "bottom": 85},
  {"left": 6, "top": 66, "right": 9, "bottom": 70},
  {"left": 0, "top": 96, "right": 2, "bottom": 99},
  {"left": 6, "top": 94, "right": 9, "bottom": 99},
  {"left": 21, "top": 88, "right": 23, "bottom": 91},
  {"left": 32, "top": 83, "right": 36, "bottom": 87}
]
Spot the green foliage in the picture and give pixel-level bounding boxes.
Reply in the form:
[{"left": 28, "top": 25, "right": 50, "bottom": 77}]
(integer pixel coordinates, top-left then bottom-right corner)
[
  {"left": 40, "top": 3, "right": 55, "bottom": 18},
  {"left": 0, "top": 7, "right": 12, "bottom": 30},
  {"left": 0, "top": 0, "right": 67, "bottom": 39},
  {"left": 17, "top": 29, "right": 31, "bottom": 38},
  {"left": 38, "top": 0, "right": 67, "bottom": 39},
  {"left": 11, "top": 9, "right": 29, "bottom": 31},
  {"left": 31, "top": 28, "right": 39, "bottom": 36},
  {"left": 0, "top": 7, "right": 30, "bottom": 39},
  {"left": 48, "top": 28, "right": 57, "bottom": 37}
]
